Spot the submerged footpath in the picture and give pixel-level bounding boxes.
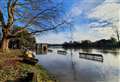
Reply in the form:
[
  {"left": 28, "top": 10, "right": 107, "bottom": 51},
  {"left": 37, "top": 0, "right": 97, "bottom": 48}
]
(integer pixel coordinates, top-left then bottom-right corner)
[{"left": 0, "top": 49, "right": 58, "bottom": 82}]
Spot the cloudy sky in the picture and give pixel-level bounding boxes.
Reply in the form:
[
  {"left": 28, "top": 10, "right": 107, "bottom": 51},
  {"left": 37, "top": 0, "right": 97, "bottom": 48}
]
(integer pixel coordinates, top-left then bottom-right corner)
[{"left": 36, "top": 0, "right": 120, "bottom": 43}]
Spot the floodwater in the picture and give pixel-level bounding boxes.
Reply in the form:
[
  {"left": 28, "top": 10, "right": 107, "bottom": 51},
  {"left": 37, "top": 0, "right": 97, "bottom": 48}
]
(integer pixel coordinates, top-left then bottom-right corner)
[{"left": 36, "top": 48, "right": 120, "bottom": 82}]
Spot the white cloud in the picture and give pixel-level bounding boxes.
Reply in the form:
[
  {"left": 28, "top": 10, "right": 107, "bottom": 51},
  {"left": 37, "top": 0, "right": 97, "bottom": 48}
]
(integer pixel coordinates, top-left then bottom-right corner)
[
  {"left": 72, "top": 25, "right": 111, "bottom": 41},
  {"left": 66, "top": 0, "right": 103, "bottom": 19},
  {"left": 88, "top": 0, "right": 120, "bottom": 38},
  {"left": 92, "top": 27, "right": 113, "bottom": 36},
  {"left": 104, "top": 0, "right": 120, "bottom": 3},
  {"left": 36, "top": 25, "right": 103, "bottom": 43},
  {"left": 88, "top": 3, "right": 120, "bottom": 22},
  {"left": 69, "top": 5, "right": 82, "bottom": 17},
  {"left": 36, "top": 32, "right": 69, "bottom": 44},
  {"left": 36, "top": 0, "right": 120, "bottom": 43}
]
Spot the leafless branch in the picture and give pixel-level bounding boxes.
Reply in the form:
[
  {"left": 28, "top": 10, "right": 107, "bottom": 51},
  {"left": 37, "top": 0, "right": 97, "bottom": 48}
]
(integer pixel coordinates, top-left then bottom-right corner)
[
  {"left": 30, "top": 20, "right": 67, "bottom": 34},
  {"left": 23, "top": 7, "right": 58, "bottom": 28},
  {"left": 7, "top": 0, "right": 18, "bottom": 28},
  {"left": 0, "top": 9, "right": 5, "bottom": 27}
]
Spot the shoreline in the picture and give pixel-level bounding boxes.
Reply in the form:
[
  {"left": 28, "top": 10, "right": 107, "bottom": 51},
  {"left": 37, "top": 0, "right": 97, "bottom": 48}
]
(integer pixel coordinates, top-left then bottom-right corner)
[{"left": 0, "top": 49, "right": 58, "bottom": 82}]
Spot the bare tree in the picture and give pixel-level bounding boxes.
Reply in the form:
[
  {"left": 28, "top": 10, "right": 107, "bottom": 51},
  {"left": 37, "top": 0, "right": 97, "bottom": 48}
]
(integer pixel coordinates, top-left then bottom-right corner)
[
  {"left": 0, "top": 0, "right": 67, "bottom": 50},
  {"left": 112, "top": 24, "right": 120, "bottom": 41}
]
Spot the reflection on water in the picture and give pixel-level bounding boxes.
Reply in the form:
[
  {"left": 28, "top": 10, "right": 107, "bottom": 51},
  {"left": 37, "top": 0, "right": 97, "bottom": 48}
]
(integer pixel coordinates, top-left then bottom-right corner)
[
  {"left": 98, "top": 49, "right": 120, "bottom": 56},
  {"left": 80, "top": 48, "right": 93, "bottom": 53},
  {"left": 36, "top": 48, "right": 120, "bottom": 82},
  {"left": 79, "top": 52, "right": 103, "bottom": 62}
]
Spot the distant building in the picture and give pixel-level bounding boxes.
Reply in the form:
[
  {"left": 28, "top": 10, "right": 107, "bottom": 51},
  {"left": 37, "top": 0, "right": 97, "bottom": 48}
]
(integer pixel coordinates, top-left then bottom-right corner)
[{"left": 36, "top": 43, "right": 48, "bottom": 54}]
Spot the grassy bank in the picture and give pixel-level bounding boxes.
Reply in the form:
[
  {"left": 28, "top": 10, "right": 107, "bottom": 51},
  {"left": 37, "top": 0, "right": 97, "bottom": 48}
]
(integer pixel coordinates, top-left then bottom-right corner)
[{"left": 0, "top": 49, "right": 58, "bottom": 82}]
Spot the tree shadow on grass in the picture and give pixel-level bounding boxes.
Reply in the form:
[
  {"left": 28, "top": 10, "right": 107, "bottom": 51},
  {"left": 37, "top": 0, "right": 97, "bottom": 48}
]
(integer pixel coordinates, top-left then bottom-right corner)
[{"left": 6, "top": 72, "right": 34, "bottom": 82}]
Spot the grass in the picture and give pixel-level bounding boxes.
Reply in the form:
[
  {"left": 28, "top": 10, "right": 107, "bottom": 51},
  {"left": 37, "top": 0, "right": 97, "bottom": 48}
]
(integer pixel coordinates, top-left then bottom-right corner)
[{"left": 0, "top": 49, "right": 58, "bottom": 82}]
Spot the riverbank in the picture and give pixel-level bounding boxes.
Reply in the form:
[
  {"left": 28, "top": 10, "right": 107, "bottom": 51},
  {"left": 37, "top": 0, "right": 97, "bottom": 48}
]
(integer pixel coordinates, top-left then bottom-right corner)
[{"left": 0, "top": 49, "right": 58, "bottom": 82}]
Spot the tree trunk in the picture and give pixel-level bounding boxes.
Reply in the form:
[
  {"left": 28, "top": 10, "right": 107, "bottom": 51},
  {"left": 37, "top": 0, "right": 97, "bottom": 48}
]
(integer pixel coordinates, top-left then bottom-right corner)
[
  {"left": 1, "top": 37, "right": 9, "bottom": 50},
  {"left": 1, "top": 27, "right": 10, "bottom": 50}
]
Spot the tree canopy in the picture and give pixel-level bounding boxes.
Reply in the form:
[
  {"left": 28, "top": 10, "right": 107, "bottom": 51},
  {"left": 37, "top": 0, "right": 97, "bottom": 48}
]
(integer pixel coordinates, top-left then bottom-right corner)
[
  {"left": 9, "top": 26, "right": 36, "bottom": 49},
  {"left": 0, "top": 0, "right": 69, "bottom": 50},
  {"left": 0, "top": 0, "right": 66, "bottom": 33}
]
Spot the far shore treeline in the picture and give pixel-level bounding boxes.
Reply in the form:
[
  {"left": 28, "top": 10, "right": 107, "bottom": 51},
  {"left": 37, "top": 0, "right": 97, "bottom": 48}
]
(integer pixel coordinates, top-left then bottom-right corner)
[{"left": 62, "top": 37, "right": 120, "bottom": 49}]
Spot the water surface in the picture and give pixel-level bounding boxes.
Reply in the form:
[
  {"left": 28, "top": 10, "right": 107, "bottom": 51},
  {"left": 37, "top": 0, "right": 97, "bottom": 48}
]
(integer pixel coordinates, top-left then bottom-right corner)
[{"left": 36, "top": 48, "right": 120, "bottom": 82}]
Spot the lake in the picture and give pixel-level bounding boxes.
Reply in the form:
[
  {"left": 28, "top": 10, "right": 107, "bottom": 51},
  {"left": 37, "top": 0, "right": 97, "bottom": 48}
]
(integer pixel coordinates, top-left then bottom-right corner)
[{"left": 36, "top": 48, "right": 120, "bottom": 82}]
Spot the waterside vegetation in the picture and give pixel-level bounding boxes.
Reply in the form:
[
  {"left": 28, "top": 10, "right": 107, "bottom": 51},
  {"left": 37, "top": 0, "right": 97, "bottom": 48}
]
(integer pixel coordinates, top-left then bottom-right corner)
[
  {"left": 0, "top": 49, "right": 58, "bottom": 82},
  {"left": 63, "top": 37, "right": 120, "bottom": 49}
]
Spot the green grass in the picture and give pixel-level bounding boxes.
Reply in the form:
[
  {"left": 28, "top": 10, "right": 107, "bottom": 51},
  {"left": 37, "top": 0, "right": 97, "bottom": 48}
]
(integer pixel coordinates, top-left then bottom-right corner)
[{"left": 0, "top": 49, "right": 58, "bottom": 82}]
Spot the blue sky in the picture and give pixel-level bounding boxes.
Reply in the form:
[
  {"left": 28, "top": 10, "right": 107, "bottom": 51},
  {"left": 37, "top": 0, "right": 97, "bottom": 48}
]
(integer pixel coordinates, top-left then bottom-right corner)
[
  {"left": 1, "top": 0, "right": 119, "bottom": 44},
  {"left": 36, "top": 0, "right": 120, "bottom": 43}
]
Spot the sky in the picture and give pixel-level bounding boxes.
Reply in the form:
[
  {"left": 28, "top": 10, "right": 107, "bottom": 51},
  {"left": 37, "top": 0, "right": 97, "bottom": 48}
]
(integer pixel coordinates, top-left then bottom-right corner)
[
  {"left": 32, "top": 0, "right": 120, "bottom": 43},
  {"left": 0, "top": 0, "right": 120, "bottom": 44}
]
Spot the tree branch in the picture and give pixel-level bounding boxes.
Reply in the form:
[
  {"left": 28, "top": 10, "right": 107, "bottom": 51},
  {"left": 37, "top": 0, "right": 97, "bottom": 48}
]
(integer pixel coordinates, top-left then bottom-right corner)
[
  {"left": 8, "top": 28, "right": 26, "bottom": 39},
  {"left": 30, "top": 21, "right": 67, "bottom": 34},
  {"left": 7, "top": 0, "right": 18, "bottom": 28},
  {"left": 11, "top": 20, "right": 69, "bottom": 36},
  {"left": 13, "top": 28, "right": 26, "bottom": 36},
  {"left": 0, "top": 9, "right": 5, "bottom": 27},
  {"left": 23, "top": 6, "right": 58, "bottom": 28}
]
